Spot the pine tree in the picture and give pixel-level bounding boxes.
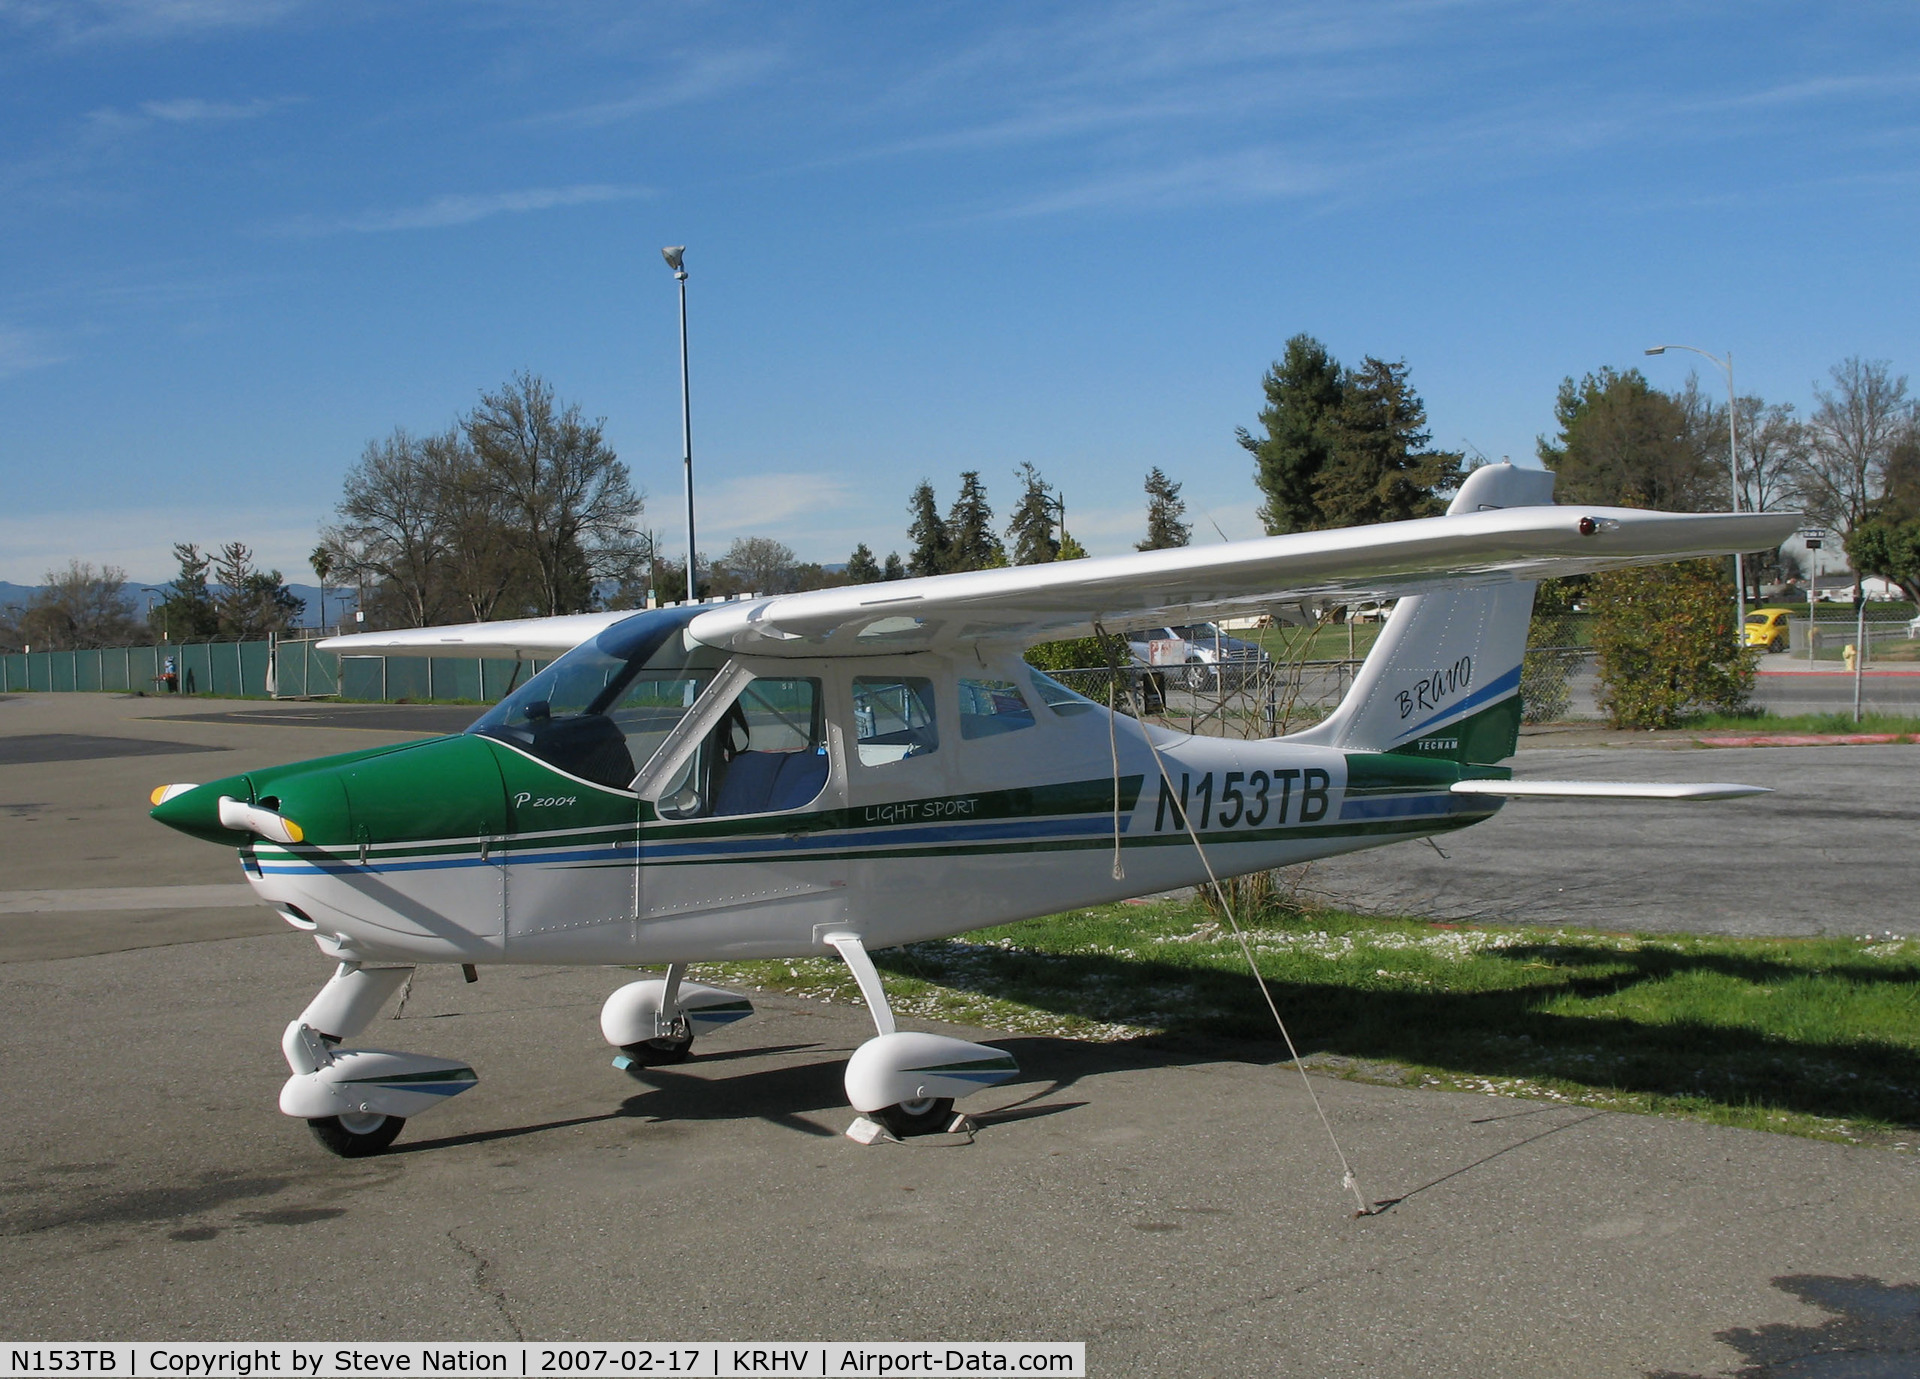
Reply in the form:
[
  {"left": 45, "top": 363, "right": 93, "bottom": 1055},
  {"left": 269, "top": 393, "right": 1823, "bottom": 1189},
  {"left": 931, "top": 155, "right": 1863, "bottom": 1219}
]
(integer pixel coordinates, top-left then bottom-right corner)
[
  {"left": 1238, "top": 334, "right": 1346, "bottom": 534},
  {"left": 1313, "top": 357, "right": 1464, "bottom": 526},
  {"left": 907, "top": 481, "right": 950, "bottom": 577},
  {"left": 1005, "top": 462, "right": 1060, "bottom": 565},
  {"left": 946, "top": 470, "right": 1005, "bottom": 570},
  {"left": 846, "top": 543, "right": 882, "bottom": 583},
  {"left": 882, "top": 551, "right": 906, "bottom": 580},
  {"left": 1137, "top": 467, "right": 1191, "bottom": 550},
  {"left": 1057, "top": 530, "right": 1089, "bottom": 560}
]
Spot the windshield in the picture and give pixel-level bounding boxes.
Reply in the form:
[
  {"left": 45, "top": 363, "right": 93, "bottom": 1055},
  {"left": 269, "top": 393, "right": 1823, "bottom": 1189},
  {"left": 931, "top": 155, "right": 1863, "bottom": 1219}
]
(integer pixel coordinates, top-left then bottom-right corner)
[{"left": 467, "top": 606, "right": 725, "bottom": 790}]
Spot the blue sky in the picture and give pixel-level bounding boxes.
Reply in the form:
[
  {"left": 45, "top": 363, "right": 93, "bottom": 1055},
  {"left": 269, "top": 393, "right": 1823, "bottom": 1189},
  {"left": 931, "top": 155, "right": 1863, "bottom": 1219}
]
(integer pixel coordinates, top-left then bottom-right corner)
[{"left": 2, "top": 1, "right": 1916, "bottom": 585}]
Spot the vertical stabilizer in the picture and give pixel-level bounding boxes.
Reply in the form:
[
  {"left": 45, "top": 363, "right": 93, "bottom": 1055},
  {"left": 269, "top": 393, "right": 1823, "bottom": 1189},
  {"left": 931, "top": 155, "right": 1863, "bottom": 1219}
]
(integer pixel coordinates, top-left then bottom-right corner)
[{"left": 1288, "top": 462, "right": 1557, "bottom": 765}]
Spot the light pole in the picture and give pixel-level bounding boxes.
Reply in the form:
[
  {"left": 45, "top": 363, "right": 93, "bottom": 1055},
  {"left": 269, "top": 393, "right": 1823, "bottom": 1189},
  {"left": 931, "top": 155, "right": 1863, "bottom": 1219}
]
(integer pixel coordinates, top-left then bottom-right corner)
[
  {"left": 1645, "top": 344, "right": 1746, "bottom": 639},
  {"left": 663, "top": 245, "right": 696, "bottom": 603},
  {"left": 141, "top": 587, "right": 168, "bottom": 644}
]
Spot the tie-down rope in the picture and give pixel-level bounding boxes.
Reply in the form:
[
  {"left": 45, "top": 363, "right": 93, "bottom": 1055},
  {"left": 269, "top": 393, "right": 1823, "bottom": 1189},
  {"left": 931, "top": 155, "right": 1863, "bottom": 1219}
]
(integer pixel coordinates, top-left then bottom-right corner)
[{"left": 1095, "top": 622, "right": 1374, "bottom": 1217}]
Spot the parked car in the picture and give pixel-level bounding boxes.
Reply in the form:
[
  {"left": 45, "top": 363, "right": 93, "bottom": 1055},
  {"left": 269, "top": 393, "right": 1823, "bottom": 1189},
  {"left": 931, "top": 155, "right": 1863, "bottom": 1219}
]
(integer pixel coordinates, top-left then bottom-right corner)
[
  {"left": 1126, "top": 622, "right": 1270, "bottom": 689},
  {"left": 1743, "top": 607, "right": 1794, "bottom": 653}
]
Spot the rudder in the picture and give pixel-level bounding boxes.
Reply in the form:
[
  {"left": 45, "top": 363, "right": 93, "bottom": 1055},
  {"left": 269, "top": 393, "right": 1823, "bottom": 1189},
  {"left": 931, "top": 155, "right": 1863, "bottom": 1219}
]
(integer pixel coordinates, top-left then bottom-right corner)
[{"left": 1287, "top": 462, "right": 1556, "bottom": 765}]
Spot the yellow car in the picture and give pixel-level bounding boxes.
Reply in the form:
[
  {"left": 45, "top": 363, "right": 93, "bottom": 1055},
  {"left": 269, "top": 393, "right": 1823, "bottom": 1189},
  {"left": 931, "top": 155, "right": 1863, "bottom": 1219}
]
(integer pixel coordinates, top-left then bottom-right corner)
[{"left": 1744, "top": 607, "right": 1793, "bottom": 653}]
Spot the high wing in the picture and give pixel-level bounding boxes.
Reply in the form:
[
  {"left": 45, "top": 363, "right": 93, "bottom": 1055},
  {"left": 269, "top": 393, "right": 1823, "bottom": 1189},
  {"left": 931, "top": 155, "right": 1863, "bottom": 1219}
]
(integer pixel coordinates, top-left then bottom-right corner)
[
  {"left": 319, "top": 485, "right": 1798, "bottom": 662},
  {"left": 317, "top": 610, "right": 635, "bottom": 660},
  {"left": 688, "top": 500, "right": 1796, "bottom": 657}
]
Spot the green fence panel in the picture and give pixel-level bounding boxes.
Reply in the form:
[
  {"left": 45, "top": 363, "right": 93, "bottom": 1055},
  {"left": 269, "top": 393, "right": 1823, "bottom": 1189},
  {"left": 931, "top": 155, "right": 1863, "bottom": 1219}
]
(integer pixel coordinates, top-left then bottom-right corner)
[
  {"left": 76, "top": 650, "right": 101, "bottom": 692},
  {"left": 428, "top": 657, "right": 483, "bottom": 702},
  {"left": 178, "top": 643, "right": 212, "bottom": 695},
  {"left": 309, "top": 646, "right": 339, "bottom": 697},
  {"left": 50, "top": 653, "right": 74, "bottom": 692},
  {"left": 385, "top": 657, "right": 429, "bottom": 701},
  {"left": 1, "top": 654, "right": 22, "bottom": 691},
  {"left": 339, "top": 656, "right": 385, "bottom": 701},
  {"left": 239, "top": 641, "right": 270, "bottom": 696}
]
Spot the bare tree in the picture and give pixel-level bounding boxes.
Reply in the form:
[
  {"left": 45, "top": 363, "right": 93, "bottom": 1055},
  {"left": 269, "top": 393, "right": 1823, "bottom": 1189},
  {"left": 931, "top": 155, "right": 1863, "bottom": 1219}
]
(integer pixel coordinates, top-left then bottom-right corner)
[
  {"left": 0, "top": 562, "right": 142, "bottom": 651},
  {"left": 721, "top": 536, "right": 799, "bottom": 594},
  {"left": 1797, "top": 357, "right": 1917, "bottom": 538},
  {"left": 466, "top": 373, "right": 644, "bottom": 616},
  {"left": 1734, "top": 397, "right": 1805, "bottom": 514},
  {"left": 429, "top": 431, "right": 525, "bottom": 622},
  {"left": 334, "top": 428, "right": 452, "bottom": 627}
]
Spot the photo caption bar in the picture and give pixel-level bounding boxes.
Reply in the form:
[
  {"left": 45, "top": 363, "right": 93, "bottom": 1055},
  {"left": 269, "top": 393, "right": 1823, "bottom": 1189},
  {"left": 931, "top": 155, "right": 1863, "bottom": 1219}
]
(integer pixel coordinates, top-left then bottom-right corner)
[{"left": 0, "top": 1344, "right": 1085, "bottom": 1378}]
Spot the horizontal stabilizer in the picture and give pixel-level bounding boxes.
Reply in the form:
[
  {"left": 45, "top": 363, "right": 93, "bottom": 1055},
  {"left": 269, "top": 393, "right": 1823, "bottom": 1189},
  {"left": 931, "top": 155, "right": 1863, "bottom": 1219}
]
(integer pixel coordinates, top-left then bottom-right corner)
[{"left": 1449, "top": 780, "right": 1770, "bottom": 801}]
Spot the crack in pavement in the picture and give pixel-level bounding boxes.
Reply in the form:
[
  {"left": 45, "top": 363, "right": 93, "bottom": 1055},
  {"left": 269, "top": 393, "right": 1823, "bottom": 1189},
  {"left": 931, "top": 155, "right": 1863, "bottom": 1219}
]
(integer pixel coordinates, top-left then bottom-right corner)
[{"left": 448, "top": 1225, "right": 526, "bottom": 1341}]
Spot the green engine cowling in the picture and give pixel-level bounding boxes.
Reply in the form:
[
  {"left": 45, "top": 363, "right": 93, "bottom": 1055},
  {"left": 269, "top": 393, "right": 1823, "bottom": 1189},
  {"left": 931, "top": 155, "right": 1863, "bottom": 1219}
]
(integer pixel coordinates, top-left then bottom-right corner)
[{"left": 151, "top": 735, "right": 510, "bottom": 850}]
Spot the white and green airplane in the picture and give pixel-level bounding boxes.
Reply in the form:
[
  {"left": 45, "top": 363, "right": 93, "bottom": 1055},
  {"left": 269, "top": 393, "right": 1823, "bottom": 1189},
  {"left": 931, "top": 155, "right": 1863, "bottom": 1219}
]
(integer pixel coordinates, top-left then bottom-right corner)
[{"left": 150, "top": 464, "right": 1796, "bottom": 1156}]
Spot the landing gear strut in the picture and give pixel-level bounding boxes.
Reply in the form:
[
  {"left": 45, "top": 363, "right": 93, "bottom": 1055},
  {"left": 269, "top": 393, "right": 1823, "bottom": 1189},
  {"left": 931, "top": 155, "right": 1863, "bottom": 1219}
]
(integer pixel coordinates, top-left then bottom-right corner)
[{"left": 825, "top": 932, "right": 1018, "bottom": 1138}]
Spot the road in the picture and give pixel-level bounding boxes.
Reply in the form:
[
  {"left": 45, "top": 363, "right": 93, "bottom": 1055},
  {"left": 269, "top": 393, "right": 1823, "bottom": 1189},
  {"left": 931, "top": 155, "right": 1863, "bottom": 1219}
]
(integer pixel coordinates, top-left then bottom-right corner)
[
  {"left": 1, "top": 691, "right": 1915, "bottom": 1376},
  {"left": 1305, "top": 741, "right": 1920, "bottom": 937}
]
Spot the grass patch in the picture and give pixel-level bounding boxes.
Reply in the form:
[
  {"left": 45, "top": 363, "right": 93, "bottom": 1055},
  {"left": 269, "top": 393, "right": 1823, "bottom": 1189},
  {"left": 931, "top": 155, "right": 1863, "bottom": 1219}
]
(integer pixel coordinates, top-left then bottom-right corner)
[
  {"left": 694, "top": 896, "right": 1920, "bottom": 1149},
  {"left": 1683, "top": 709, "right": 1920, "bottom": 735}
]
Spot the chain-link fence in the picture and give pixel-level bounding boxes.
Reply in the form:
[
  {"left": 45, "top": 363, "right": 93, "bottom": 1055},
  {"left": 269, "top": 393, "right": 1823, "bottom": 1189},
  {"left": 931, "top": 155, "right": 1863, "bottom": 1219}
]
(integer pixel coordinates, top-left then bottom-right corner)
[{"left": 1046, "top": 611, "right": 1599, "bottom": 739}]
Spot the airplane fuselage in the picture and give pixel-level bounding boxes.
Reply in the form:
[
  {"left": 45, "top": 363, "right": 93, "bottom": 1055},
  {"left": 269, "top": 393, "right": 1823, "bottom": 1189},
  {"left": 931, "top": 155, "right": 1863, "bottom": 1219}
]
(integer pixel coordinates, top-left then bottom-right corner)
[{"left": 164, "top": 642, "right": 1505, "bottom": 968}]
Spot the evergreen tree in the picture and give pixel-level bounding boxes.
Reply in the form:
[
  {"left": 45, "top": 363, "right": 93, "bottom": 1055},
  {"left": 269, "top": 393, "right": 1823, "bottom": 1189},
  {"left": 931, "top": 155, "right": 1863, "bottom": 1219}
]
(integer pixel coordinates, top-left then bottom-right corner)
[
  {"left": 907, "top": 481, "right": 950, "bottom": 577},
  {"left": 154, "top": 542, "right": 220, "bottom": 640},
  {"left": 846, "top": 542, "right": 883, "bottom": 583},
  {"left": 945, "top": 470, "right": 1005, "bottom": 570},
  {"left": 1057, "top": 530, "right": 1089, "bottom": 560},
  {"left": 1137, "top": 466, "right": 1191, "bottom": 550},
  {"left": 1537, "top": 367, "right": 1717, "bottom": 511},
  {"left": 1005, "top": 462, "right": 1060, "bottom": 565},
  {"left": 1313, "top": 357, "right": 1464, "bottom": 526},
  {"left": 1239, "top": 334, "right": 1345, "bottom": 534},
  {"left": 882, "top": 551, "right": 906, "bottom": 580}
]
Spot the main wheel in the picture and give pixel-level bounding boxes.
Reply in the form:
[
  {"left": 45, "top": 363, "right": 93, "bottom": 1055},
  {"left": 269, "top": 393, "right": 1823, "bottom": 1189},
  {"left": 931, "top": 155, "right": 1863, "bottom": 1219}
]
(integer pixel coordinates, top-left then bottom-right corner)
[
  {"left": 619, "top": 1034, "right": 694, "bottom": 1066},
  {"left": 1183, "top": 662, "right": 1214, "bottom": 691},
  {"left": 308, "top": 1111, "right": 406, "bottom": 1158},
  {"left": 875, "top": 1096, "right": 954, "bottom": 1138}
]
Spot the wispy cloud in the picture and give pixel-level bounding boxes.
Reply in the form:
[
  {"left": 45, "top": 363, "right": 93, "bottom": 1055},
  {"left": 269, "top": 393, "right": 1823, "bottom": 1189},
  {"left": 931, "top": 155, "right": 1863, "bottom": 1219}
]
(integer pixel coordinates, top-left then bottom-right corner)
[
  {"left": 270, "top": 183, "right": 650, "bottom": 237},
  {"left": 530, "top": 47, "right": 787, "bottom": 127},
  {"left": 0, "top": 324, "right": 67, "bottom": 379},
  {"left": 993, "top": 146, "right": 1337, "bottom": 219},
  {"left": 694, "top": 472, "right": 861, "bottom": 547},
  {"left": 83, "top": 95, "right": 301, "bottom": 135},
  {"left": 0, "top": 0, "right": 304, "bottom": 44}
]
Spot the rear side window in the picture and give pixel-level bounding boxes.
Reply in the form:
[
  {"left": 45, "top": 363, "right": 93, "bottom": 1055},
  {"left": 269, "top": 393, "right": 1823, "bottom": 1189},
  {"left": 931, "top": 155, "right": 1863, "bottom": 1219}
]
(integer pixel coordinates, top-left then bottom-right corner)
[
  {"left": 853, "top": 677, "right": 938, "bottom": 765},
  {"left": 958, "top": 678, "right": 1035, "bottom": 739}
]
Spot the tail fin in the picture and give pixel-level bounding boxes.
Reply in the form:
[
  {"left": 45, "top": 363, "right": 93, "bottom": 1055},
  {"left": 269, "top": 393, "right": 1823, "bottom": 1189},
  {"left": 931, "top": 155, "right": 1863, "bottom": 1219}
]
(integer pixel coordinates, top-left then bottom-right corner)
[{"left": 1288, "top": 462, "right": 1556, "bottom": 765}]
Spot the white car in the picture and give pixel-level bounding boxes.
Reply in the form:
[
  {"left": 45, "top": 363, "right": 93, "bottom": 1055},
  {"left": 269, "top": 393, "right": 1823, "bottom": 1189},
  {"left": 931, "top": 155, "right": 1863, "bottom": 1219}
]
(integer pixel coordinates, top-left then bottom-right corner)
[{"left": 1126, "top": 622, "right": 1270, "bottom": 690}]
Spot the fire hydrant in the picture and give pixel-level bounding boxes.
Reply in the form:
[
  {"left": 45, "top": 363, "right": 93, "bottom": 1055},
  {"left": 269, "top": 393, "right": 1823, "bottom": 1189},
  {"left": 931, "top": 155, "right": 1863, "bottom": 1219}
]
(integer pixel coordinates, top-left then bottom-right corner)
[{"left": 1843, "top": 644, "right": 1857, "bottom": 673}]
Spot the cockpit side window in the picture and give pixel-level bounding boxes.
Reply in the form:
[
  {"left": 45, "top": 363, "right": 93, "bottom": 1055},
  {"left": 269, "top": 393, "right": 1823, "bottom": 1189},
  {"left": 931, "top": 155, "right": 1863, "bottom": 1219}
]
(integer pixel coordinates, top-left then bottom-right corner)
[
  {"left": 852, "top": 676, "right": 939, "bottom": 765},
  {"left": 657, "top": 677, "right": 829, "bottom": 819},
  {"left": 467, "top": 607, "right": 720, "bottom": 791}
]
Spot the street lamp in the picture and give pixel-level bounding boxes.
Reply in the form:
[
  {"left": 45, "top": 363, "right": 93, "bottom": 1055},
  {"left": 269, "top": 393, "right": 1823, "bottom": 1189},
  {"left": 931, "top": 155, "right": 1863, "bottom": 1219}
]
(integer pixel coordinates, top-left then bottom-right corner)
[
  {"left": 663, "top": 245, "right": 696, "bottom": 603},
  {"left": 141, "top": 586, "right": 168, "bottom": 644},
  {"left": 1644, "top": 344, "right": 1746, "bottom": 638}
]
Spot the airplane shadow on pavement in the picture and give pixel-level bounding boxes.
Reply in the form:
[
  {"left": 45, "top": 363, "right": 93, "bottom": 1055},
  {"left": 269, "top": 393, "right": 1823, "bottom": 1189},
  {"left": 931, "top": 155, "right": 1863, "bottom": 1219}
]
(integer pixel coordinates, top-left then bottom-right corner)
[{"left": 1645, "top": 1273, "right": 1920, "bottom": 1378}]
